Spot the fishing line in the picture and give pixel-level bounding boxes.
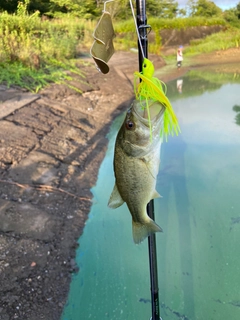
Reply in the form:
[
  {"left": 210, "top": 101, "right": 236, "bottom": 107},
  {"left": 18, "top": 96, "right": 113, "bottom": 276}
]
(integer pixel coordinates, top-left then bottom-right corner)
[{"left": 129, "top": 0, "right": 145, "bottom": 59}]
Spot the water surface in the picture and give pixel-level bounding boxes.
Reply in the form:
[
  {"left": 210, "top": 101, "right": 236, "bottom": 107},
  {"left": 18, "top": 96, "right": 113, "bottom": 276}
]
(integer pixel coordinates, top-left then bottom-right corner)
[{"left": 62, "top": 70, "right": 240, "bottom": 320}]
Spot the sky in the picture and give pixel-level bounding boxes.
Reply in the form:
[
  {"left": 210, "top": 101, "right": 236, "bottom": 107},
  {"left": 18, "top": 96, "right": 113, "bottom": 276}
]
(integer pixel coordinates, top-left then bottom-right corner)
[{"left": 177, "top": 0, "right": 239, "bottom": 10}]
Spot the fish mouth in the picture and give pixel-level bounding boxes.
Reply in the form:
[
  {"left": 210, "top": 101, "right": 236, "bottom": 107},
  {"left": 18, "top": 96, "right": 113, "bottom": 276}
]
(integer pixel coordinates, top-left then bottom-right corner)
[{"left": 132, "top": 99, "right": 165, "bottom": 125}]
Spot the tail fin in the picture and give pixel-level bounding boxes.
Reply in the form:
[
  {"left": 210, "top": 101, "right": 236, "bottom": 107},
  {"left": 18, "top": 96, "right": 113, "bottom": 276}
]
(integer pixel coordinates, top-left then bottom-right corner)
[{"left": 132, "top": 218, "right": 163, "bottom": 244}]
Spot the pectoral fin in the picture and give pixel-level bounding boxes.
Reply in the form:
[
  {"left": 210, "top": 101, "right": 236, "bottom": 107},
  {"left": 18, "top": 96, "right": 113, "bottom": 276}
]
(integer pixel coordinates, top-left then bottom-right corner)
[
  {"left": 108, "top": 183, "right": 124, "bottom": 209},
  {"left": 142, "top": 158, "right": 160, "bottom": 180},
  {"left": 152, "top": 190, "right": 162, "bottom": 199}
]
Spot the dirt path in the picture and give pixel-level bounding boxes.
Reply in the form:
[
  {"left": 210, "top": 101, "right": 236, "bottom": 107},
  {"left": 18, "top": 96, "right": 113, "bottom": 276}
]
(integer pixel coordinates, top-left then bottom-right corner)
[{"left": 0, "top": 49, "right": 239, "bottom": 320}]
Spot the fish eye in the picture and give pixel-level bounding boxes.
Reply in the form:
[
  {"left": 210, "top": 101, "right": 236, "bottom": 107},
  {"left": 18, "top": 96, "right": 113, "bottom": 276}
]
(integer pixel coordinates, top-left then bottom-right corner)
[{"left": 125, "top": 120, "right": 134, "bottom": 130}]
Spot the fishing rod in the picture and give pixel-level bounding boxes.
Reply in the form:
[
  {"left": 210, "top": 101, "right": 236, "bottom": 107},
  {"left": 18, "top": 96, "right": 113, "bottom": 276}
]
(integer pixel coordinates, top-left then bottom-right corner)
[{"left": 134, "top": 0, "right": 162, "bottom": 319}]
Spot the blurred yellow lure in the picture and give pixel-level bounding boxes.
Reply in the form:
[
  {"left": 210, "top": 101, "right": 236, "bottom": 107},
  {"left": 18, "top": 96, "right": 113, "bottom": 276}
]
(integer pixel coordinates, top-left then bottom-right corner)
[{"left": 134, "top": 58, "right": 180, "bottom": 140}]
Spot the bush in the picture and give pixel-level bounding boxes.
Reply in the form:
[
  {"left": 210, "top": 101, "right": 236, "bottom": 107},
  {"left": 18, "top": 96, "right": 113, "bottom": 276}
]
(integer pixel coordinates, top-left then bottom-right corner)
[
  {"left": 0, "top": 3, "right": 90, "bottom": 91},
  {"left": 113, "top": 16, "right": 227, "bottom": 53}
]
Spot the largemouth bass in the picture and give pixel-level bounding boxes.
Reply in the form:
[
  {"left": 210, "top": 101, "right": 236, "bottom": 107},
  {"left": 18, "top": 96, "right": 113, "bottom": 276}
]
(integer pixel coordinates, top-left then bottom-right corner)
[{"left": 108, "top": 100, "right": 164, "bottom": 244}]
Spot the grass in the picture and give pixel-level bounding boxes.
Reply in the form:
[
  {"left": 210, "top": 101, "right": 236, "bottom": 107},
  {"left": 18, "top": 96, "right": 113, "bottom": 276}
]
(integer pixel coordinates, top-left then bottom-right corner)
[
  {"left": 186, "top": 27, "right": 240, "bottom": 53},
  {"left": 0, "top": 3, "right": 94, "bottom": 92},
  {"left": 113, "top": 16, "right": 227, "bottom": 53},
  {"left": 0, "top": 60, "right": 85, "bottom": 92},
  {"left": 114, "top": 16, "right": 226, "bottom": 33},
  {"left": 0, "top": 5, "right": 239, "bottom": 92},
  {"left": 161, "top": 27, "right": 240, "bottom": 67}
]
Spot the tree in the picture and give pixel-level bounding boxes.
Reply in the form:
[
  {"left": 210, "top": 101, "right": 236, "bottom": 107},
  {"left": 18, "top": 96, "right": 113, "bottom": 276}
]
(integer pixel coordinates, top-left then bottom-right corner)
[
  {"left": 186, "top": 0, "right": 198, "bottom": 16},
  {"left": 0, "top": 0, "right": 183, "bottom": 19},
  {"left": 48, "top": 0, "right": 101, "bottom": 18},
  {"left": 237, "top": 1, "right": 240, "bottom": 19},
  {"left": 106, "top": 0, "right": 131, "bottom": 20},
  {"left": 223, "top": 2, "right": 240, "bottom": 27},
  {"left": 0, "top": 0, "right": 19, "bottom": 13},
  {"left": 178, "top": 8, "right": 187, "bottom": 17},
  {"left": 159, "top": 0, "right": 179, "bottom": 19},
  {"left": 147, "top": 0, "right": 179, "bottom": 19},
  {"left": 0, "top": 0, "right": 102, "bottom": 18},
  {"left": 187, "top": 0, "right": 222, "bottom": 17},
  {"left": 223, "top": 8, "right": 238, "bottom": 24},
  {"left": 28, "top": 0, "right": 50, "bottom": 14}
]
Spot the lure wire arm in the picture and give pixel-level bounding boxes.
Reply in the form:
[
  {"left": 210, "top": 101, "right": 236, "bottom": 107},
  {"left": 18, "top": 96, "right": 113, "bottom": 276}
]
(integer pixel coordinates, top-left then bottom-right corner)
[{"left": 103, "top": 0, "right": 114, "bottom": 12}]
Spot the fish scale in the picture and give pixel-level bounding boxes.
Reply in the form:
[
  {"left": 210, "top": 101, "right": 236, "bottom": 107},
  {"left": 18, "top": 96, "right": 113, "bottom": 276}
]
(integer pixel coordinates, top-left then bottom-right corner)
[{"left": 108, "top": 100, "right": 164, "bottom": 244}]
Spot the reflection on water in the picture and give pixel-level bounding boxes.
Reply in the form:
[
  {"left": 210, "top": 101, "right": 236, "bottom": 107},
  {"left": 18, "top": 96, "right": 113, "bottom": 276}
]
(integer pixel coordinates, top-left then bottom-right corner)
[
  {"left": 176, "top": 79, "right": 183, "bottom": 94},
  {"left": 62, "top": 70, "right": 240, "bottom": 320},
  {"left": 233, "top": 105, "right": 240, "bottom": 126},
  {"left": 165, "top": 67, "right": 240, "bottom": 101}
]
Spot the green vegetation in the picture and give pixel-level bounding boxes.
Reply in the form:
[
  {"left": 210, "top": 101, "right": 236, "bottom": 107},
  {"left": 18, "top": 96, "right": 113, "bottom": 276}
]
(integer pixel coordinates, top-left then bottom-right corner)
[
  {"left": 0, "top": 0, "right": 240, "bottom": 91},
  {"left": 186, "top": 0, "right": 222, "bottom": 17},
  {"left": 114, "top": 16, "right": 228, "bottom": 53},
  {"left": 115, "top": 16, "right": 226, "bottom": 33},
  {"left": 0, "top": 1, "right": 91, "bottom": 91},
  {"left": 187, "top": 27, "right": 240, "bottom": 53},
  {"left": 2, "top": 0, "right": 239, "bottom": 22},
  {"left": 162, "top": 26, "right": 240, "bottom": 70},
  {"left": 233, "top": 105, "right": 240, "bottom": 126}
]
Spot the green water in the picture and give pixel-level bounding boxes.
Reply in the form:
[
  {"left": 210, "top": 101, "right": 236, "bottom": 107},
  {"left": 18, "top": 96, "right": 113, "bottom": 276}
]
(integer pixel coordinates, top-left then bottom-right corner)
[{"left": 62, "top": 74, "right": 240, "bottom": 320}]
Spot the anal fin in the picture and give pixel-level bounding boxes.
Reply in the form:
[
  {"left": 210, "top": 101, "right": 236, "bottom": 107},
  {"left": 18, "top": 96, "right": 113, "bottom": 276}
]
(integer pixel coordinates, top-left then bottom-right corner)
[{"left": 108, "top": 183, "right": 124, "bottom": 209}]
